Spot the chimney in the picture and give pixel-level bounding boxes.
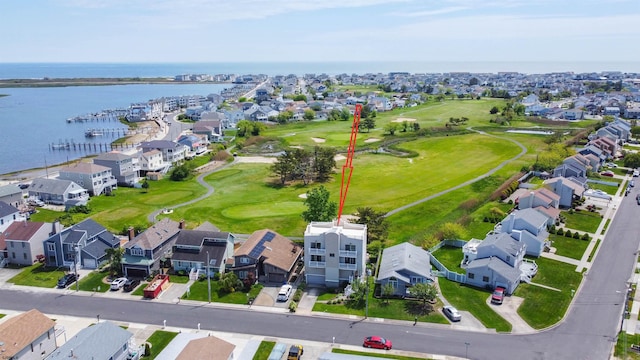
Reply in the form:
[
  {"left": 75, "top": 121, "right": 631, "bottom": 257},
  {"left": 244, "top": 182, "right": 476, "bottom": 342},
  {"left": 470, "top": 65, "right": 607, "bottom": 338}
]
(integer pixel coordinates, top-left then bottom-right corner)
[
  {"left": 128, "top": 226, "right": 135, "bottom": 241},
  {"left": 179, "top": 220, "right": 185, "bottom": 229}
]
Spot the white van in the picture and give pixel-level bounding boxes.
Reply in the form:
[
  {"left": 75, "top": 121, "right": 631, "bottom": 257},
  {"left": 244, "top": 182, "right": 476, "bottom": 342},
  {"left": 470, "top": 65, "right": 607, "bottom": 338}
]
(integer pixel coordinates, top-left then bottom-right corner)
[{"left": 277, "top": 284, "right": 293, "bottom": 302}]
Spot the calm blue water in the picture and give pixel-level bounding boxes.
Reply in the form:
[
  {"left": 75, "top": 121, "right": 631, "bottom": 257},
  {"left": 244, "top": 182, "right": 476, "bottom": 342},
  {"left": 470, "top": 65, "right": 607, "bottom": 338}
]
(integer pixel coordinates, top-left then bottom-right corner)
[
  {"left": 1, "top": 61, "right": 640, "bottom": 175},
  {"left": 0, "top": 83, "right": 227, "bottom": 175}
]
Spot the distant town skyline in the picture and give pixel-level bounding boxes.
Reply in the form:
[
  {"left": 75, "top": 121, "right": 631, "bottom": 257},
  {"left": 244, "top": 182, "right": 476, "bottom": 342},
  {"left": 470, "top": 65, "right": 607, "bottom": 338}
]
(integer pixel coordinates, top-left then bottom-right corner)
[{"left": 1, "top": 0, "right": 639, "bottom": 64}]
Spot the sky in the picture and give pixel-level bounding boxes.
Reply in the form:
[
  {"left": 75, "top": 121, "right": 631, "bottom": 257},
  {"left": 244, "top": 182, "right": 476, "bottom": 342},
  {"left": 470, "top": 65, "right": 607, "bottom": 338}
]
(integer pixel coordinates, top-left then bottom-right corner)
[{"left": 1, "top": 0, "right": 639, "bottom": 64}]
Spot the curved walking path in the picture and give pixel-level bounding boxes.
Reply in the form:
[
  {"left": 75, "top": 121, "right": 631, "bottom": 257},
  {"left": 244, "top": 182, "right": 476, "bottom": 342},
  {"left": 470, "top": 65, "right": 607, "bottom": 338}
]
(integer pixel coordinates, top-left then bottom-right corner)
[
  {"left": 147, "top": 159, "right": 237, "bottom": 223},
  {"left": 385, "top": 128, "right": 528, "bottom": 217}
]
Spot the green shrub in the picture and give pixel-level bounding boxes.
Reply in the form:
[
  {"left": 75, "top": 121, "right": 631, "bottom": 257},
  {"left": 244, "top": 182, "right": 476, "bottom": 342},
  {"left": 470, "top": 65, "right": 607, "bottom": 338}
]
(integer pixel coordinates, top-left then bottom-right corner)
[
  {"left": 289, "top": 301, "right": 297, "bottom": 312},
  {"left": 573, "top": 232, "right": 580, "bottom": 239},
  {"left": 556, "top": 228, "right": 564, "bottom": 236},
  {"left": 292, "top": 289, "right": 302, "bottom": 302},
  {"left": 564, "top": 230, "right": 572, "bottom": 238},
  {"left": 581, "top": 233, "right": 590, "bottom": 241}
]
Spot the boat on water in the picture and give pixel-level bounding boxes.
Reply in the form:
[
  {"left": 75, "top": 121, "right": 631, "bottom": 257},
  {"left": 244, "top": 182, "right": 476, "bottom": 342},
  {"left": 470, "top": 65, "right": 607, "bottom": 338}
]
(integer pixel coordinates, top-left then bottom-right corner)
[{"left": 85, "top": 129, "right": 103, "bottom": 137}]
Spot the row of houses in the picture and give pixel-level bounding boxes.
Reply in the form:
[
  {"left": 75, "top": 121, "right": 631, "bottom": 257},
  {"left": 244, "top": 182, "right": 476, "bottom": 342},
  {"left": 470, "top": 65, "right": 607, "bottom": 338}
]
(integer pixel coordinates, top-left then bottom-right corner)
[{"left": 0, "top": 309, "right": 237, "bottom": 360}]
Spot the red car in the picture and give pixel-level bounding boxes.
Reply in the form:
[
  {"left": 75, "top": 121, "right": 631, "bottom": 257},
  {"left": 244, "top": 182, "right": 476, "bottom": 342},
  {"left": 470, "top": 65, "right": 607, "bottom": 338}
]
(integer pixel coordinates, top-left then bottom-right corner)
[
  {"left": 601, "top": 171, "right": 615, "bottom": 177},
  {"left": 491, "top": 286, "right": 506, "bottom": 305},
  {"left": 363, "top": 336, "right": 392, "bottom": 350}
]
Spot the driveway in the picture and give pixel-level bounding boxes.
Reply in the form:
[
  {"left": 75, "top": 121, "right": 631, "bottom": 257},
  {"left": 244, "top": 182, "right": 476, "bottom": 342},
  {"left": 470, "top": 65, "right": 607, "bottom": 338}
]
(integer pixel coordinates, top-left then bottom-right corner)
[{"left": 485, "top": 294, "right": 535, "bottom": 333}]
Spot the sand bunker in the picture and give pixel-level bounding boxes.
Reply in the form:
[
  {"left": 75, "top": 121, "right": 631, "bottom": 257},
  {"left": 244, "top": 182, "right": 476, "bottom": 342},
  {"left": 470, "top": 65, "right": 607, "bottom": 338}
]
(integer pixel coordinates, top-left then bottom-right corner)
[
  {"left": 393, "top": 117, "right": 416, "bottom": 123},
  {"left": 334, "top": 154, "right": 347, "bottom": 161},
  {"left": 311, "top": 137, "right": 326, "bottom": 143},
  {"left": 290, "top": 145, "right": 303, "bottom": 149},
  {"left": 364, "top": 138, "right": 381, "bottom": 143},
  {"left": 298, "top": 193, "right": 307, "bottom": 199}
]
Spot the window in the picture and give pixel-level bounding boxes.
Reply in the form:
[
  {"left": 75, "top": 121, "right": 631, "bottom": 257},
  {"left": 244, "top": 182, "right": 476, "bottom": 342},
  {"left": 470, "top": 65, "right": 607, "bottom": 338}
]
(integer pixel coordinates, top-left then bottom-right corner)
[
  {"left": 130, "top": 248, "right": 143, "bottom": 256},
  {"left": 47, "top": 243, "right": 55, "bottom": 252},
  {"left": 310, "top": 255, "right": 324, "bottom": 262},
  {"left": 0, "top": 219, "right": 3, "bottom": 225},
  {"left": 10, "top": 242, "right": 14, "bottom": 248},
  {"left": 411, "top": 276, "right": 424, "bottom": 284},
  {"left": 240, "top": 257, "right": 249, "bottom": 264},
  {"left": 329, "top": 253, "right": 335, "bottom": 257},
  {"left": 12, "top": 252, "right": 15, "bottom": 259},
  {"left": 22, "top": 242, "right": 25, "bottom": 248},
  {"left": 238, "top": 270, "right": 248, "bottom": 279},
  {"left": 23, "top": 253, "right": 27, "bottom": 260},
  {"left": 389, "top": 277, "right": 398, "bottom": 288},
  {"left": 506, "top": 255, "right": 511, "bottom": 263},
  {"left": 344, "top": 244, "right": 356, "bottom": 251},
  {"left": 468, "top": 273, "right": 475, "bottom": 279},
  {"left": 341, "top": 257, "right": 356, "bottom": 264},
  {"left": 482, "top": 276, "right": 489, "bottom": 282}
]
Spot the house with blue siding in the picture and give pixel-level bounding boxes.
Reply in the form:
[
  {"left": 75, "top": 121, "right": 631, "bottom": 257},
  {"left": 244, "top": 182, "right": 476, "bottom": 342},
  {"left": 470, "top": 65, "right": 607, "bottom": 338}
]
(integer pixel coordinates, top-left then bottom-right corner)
[
  {"left": 171, "top": 230, "right": 235, "bottom": 277},
  {"left": 376, "top": 242, "right": 433, "bottom": 297},
  {"left": 499, "top": 208, "right": 550, "bottom": 257},
  {"left": 47, "top": 321, "right": 136, "bottom": 360}
]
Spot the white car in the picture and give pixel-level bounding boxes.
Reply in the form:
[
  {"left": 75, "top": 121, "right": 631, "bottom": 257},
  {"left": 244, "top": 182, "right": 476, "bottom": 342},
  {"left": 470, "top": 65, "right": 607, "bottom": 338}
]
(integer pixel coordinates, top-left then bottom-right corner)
[
  {"left": 110, "top": 277, "right": 128, "bottom": 291},
  {"left": 443, "top": 305, "right": 462, "bottom": 322},
  {"left": 277, "top": 284, "right": 293, "bottom": 302}
]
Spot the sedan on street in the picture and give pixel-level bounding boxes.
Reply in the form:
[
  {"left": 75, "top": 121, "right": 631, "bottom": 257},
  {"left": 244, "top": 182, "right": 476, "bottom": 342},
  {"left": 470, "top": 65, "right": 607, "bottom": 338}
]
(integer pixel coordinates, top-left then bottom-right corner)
[
  {"left": 363, "top": 336, "right": 392, "bottom": 350},
  {"left": 443, "top": 305, "right": 462, "bottom": 321},
  {"left": 57, "top": 273, "right": 78, "bottom": 288}
]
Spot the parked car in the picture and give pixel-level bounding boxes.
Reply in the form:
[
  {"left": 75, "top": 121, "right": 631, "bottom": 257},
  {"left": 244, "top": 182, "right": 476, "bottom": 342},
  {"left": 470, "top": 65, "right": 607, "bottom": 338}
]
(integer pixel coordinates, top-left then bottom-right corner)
[
  {"left": 287, "top": 344, "right": 304, "bottom": 360},
  {"left": 363, "top": 336, "right": 392, "bottom": 350},
  {"left": 277, "top": 284, "right": 293, "bottom": 302},
  {"left": 110, "top": 277, "right": 128, "bottom": 291},
  {"left": 491, "top": 286, "right": 506, "bottom": 305},
  {"left": 605, "top": 162, "right": 618, "bottom": 168},
  {"left": 631, "top": 180, "right": 636, "bottom": 188},
  {"left": 637, "top": 194, "right": 640, "bottom": 205},
  {"left": 634, "top": 169, "right": 639, "bottom": 177},
  {"left": 57, "top": 273, "right": 78, "bottom": 288},
  {"left": 442, "top": 305, "right": 462, "bottom": 322},
  {"left": 601, "top": 170, "right": 615, "bottom": 177},
  {"left": 123, "top": 278, "right": 140, "bottom": 292}
]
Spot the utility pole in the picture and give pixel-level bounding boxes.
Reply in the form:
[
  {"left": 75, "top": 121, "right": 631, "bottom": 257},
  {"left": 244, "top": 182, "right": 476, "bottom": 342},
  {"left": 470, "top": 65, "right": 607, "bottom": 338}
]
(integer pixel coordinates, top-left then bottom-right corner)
[{"left": 206, "top": 251, "right": 211, "bottom": 304}]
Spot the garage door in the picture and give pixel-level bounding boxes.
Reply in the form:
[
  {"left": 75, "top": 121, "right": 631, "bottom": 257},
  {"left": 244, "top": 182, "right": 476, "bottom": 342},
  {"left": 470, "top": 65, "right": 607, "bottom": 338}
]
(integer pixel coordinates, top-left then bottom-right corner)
[
  {"left": 83, "top": 258, "right": 97, "bottom": 269},
  {"left": 126, "top": 268, "right": 148, "bottom": 279},
  {"left": 268, "top": 273, "right": 285, "bottom": 283}
]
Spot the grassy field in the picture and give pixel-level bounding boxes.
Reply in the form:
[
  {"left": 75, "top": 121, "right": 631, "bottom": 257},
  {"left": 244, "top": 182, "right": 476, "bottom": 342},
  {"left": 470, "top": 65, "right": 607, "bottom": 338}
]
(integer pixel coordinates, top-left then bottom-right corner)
[
  {"left": 182, "top": 280, "right": 263, "bottom": 304},
  {"left": 514, "top": 257, "right": 583, "bottom": 329},
  {"left": 548, "top": 234, "right": 590, "bottom": 260},
  {"left": 78, "top": 270, "right": 111, "bottom": 292},
  {"left": 562, "top": 210, "right": 603, "bottom": 233},
  {"left": 144, "top": 330, "right": 179, "bottom": 359},
  {"left": 7, "top": 263, "right": 67, "bottom": 288},
  {"left": 438, "top": 279, "right": 512, "bottom": 332},
  {"left": 252, "top": 341, "right": 276, "bottom": 360}
]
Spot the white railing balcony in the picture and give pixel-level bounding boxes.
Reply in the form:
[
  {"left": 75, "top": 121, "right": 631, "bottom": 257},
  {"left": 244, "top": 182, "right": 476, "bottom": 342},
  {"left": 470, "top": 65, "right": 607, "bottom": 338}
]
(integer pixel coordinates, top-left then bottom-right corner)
[
  {"left": 308, "top": 248, "right": 326, "bottom": 255},
  {"left": 339, "top": 263, "right": 357, "bottom": 270},
  {"left": 308, "top": 261, "right": 326, "bottom": 268},
  {"left": 339, "top": 250, "right": 357, "bottom": 257}
]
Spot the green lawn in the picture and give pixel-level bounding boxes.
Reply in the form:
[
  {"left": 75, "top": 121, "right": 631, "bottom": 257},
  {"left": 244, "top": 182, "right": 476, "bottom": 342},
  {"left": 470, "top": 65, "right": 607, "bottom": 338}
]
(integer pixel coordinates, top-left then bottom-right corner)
[
  {"left": 144, "top": 330, "right": 179, "bottom": 359},
  {"left": 614, "top": 333, "right": 640, "bottom": 360},
  {"left": 438, "top": 279, "right": 512, "bottom": 332},
  {"left": 587, "top": 182, "right": 620, "bottom": 194},
  {"left": 514, "top": 257, "right": 583, "bottom": 329},
  {"left": 432, "top": 246, "right": 465, "bottom": 273},
  {"left": 182, "top": 280, "right": 263, "bottom": 304},
  {"left": 332, "top": 348, "right": 431, "bottom": 360},
  {"left": 78, "top": 270, "right": 110, "bottom": 292},
  {"left": 7, "top": 263, "right": 67, "bottom": 288},
  {"left": 562, "top": 210, "right": 603, "bottom": 233},
  {"left": 252, "top": 341, "right": 276, "bottom": 360},
  {"left": 131, "top": 282, "right": 148, "bottom": 296},
  {"left": 312, "top": 280, "right": 449, "bottom": 324},
  {"left": 549, "top": 234, "right": 590, "bottom": 260}
]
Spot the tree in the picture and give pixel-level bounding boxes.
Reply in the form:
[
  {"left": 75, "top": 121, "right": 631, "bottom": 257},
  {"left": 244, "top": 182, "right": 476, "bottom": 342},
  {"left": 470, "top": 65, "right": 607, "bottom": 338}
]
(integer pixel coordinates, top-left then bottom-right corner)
[
  {"left": 141, "top": 180, "right": 149, "bottom": 193},
  {"left": 384, "top": 123, "right": 399, "bottom": 135},
  {"left": 624, "top": 152, "right": 640, "bottom": 169},
  {"left": 362, "top": 117, "right": 376, "bottom": 133},
  {"left": 302, "top": 186, "right": 337, "bottom": 222},
  {"left": 631, "top": 126, "right": 640, "bottom": 139},
  {"left": 313, "top": 146, "right": 337, "bottom": 182},
  {"left": 347, "top": 278, "right": 368, "bottom": 307},
  {"left": 381, "top": 282, "right": 395, "bottom": 304},
  {"left": 303, "top": 109, "right": 315, "bottom": 121},
  {"left": 219, "top": 272, "right": 243, "bottom": 293},
  {"left": 105, "top": 247, "right": 124, "bottom": 278},
  {"left": 170, "top": 164, "right": 192, "bottom": 181},
  {"left": 355, "top": 207, "right": 389, "bottom": 243},
  {"left": 236, "top": 120, "right": 252, "bottom": 137},
  {"left": 408, "top": 282, "right": 438, "bottom": 307},
  {"left": 271, "top": 150, "right": 296, "bottom": 184}
]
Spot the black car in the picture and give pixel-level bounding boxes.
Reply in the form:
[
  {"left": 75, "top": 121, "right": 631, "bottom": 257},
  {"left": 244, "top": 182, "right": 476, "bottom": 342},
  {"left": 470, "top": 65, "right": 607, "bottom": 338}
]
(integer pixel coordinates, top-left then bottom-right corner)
[
  {"left": 57, "top": 273, "right": 78, "bottom": 288},
  {"left": 123, "top": 278, "right": 140, "bottom": 292},
  {"left": 636, "top": 194, "right": 640, "bottom": 205}
]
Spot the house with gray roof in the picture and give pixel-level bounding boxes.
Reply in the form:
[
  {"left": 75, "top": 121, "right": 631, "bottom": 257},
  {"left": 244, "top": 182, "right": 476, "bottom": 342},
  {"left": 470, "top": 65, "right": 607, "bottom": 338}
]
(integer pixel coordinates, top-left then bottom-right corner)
[
  {"left": 516, "top": 187, "right": 561, "bottom": 224},
  {"left": 122, "top": 218, "right": 182, "bottom": 278},
  {"left": 47, "top": 321, "right": 136, "bottom": 360},
  {"left": 499, "top": 208, "right": 550, "bottom": 257},
  {"left": 0, "top": 184, "right": 23, "bottom": 208},
  {"left": 139, "top": 140, "right": 188, "bottom": 164},
  {"left": 177, "top": 134, "right": 209, "bottom": 155},
  {"left": 543, "top": 176, "right": 585, "bottom": 208},
  {"left": 28, "top": 178, "right": 88, "bottom": 207},
  {"left": 376, "top": 242, "right": 433, "bottom": 298},
  {"left": 43, "top": 218, "right": 120, "bottom": 270},
  {"left": 193, "top": 120, "right": 223, "bottom": 142},
  {"left": 1, "top": 221, "right": 60, "bottom": 266},
  {"left": 0, "top": 201, "right": 22, "bottom": 233},
  {"left": 58, "top": 162, "right": 118, "bottom": 196},
  {"left": 462, "top": 232, "right": 529, "bottom": 294},
  {"left": 171, "top": 229, "right": 235, "bottom": 277},
  {"left": 94, "top": 151, "right": 140, "bottom": 187}
]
